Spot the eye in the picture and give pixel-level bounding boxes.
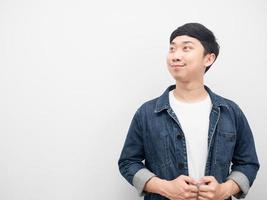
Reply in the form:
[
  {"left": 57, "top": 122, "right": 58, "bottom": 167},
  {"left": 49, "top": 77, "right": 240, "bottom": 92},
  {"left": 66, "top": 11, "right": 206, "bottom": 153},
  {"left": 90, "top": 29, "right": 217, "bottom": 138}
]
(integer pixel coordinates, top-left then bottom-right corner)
[
  {"left": 169, "top": 46, "right": 175, "bottom": 52},
  {"left": 183, "top": 46, "right": 192, "bottom": 51}
]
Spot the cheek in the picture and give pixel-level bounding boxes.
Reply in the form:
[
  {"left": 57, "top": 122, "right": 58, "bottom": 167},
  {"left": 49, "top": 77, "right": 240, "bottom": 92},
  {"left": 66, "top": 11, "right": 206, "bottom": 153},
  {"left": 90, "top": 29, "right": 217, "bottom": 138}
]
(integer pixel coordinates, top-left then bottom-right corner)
[
  {"left": 187, "top": 53, "right": 203, "bottom": 65},
  {"left": 166, "top": 55, "right": 172, "bottom": 65}
]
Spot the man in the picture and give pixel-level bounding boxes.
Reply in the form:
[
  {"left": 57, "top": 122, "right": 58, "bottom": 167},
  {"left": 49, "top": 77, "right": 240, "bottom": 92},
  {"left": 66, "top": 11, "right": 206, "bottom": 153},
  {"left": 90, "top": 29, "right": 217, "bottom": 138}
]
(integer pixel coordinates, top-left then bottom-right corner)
[{"left": 118, "top": 23, "right": 259, "bottom": 200}]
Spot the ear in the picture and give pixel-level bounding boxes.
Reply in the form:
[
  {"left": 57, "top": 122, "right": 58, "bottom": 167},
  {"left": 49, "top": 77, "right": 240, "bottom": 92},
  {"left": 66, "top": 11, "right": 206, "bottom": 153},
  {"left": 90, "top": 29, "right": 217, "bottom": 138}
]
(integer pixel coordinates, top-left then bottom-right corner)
[{"left": 204, "top": 53, "right": 216, "bottom": 67}]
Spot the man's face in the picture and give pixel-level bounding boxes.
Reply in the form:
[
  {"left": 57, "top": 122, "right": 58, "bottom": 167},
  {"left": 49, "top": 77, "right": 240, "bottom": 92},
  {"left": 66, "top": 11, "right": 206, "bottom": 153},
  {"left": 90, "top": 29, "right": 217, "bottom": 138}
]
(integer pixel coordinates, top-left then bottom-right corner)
[{"left": 167, "top": 35, "right": 214, "bottom": 82}]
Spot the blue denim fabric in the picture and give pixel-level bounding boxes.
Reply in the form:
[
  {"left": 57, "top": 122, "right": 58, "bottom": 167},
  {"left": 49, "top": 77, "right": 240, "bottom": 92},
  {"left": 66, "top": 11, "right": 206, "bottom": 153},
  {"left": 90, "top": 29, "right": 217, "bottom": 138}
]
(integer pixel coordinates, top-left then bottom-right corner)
[{"left": 118, "top": 85, "right": 260, "bottom": 200}]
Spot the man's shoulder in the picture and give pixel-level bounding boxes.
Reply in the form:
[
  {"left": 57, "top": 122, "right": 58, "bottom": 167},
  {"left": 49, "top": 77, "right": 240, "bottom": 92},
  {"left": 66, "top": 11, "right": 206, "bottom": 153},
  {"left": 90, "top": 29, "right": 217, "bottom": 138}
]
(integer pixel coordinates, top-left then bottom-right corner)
[
  {"left": 211, "top": 90, "right": 241, "bottom": 113},
  {"left": 137, "top": 96, "right": 161, "bottom": 113},
  {"left": 137, "top": 85, "right": 174, "bottom": 113}
]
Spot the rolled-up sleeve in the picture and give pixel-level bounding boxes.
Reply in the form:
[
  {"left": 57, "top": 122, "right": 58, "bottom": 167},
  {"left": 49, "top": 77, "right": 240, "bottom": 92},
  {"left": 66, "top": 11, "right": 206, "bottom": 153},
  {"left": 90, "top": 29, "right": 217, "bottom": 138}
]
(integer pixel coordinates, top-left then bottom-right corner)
[
  {"left": 228, "top": 105, "right": 260, "bottom": 198},
  {"left": 226, "top": 171, "right": 250, "bottom": 198},
  {"left": 118, "top": 108, "right": 148, "bottom": 187},
  {"left": 133, "top": 168, "right": 156, "bottom": 196}
]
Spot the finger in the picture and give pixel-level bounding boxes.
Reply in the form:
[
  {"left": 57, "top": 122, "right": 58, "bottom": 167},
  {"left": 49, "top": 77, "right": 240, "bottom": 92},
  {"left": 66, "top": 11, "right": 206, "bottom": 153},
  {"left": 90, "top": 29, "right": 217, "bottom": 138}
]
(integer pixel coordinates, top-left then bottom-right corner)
[
  {"left": 183, "top": 176, "right": 198, "bottom": 185},
  {"left": 198, "top": 191, "right": 214, "bottom": 199},
  {"left": 198, "top": 196, "right": 206, "bottom": 200},
  {"left": 198, "top": 184, "right": 211, "bottom": 192},
  {"left": 187, "top": 184, "right": 199, "bottom": 193},
  {"left": 184, "top": 192, "right": 198, "bottom": 199},
  {"left": 199, "top": 176, "right": 215, "bottom": 184},
  {"left": 187, "top": 197, "right": 198, "bottom": 200}
]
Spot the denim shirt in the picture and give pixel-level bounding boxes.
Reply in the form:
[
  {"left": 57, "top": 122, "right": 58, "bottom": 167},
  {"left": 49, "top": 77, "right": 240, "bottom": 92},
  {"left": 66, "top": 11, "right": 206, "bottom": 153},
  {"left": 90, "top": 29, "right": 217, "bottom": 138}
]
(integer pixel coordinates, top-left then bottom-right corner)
[{"left": 118, "top": 85, "right": 259, "bottom": 200}]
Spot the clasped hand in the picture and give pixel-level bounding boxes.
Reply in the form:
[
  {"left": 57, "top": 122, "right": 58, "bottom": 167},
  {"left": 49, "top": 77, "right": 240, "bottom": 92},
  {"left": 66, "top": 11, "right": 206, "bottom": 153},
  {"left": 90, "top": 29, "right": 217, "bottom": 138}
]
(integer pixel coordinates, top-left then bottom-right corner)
[{"left": 163, "top": 175, "right": 230, "bottom": 200}]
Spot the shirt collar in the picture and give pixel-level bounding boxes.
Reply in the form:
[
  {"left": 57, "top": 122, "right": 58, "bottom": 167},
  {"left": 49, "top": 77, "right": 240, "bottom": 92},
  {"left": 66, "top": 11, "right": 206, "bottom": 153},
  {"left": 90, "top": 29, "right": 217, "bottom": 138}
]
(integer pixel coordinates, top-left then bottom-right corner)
[{"left": 154, "top": 85, "right": 229, "bottom": 113}]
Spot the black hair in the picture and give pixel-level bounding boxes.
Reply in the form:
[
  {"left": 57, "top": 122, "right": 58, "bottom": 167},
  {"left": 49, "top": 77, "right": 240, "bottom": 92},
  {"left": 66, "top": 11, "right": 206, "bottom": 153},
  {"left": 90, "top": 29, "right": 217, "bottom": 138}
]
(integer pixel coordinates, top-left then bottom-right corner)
[{"left": 170, "top": 23, "right": 220, "bottom": 72}]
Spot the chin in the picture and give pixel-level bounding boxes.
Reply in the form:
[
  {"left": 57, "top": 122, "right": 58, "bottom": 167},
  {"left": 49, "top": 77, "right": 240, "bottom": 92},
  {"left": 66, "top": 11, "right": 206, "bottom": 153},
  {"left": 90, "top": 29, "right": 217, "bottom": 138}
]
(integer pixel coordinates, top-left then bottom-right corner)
[
  {"left": 172, "top": 74, "right": 189, "bottom": 82},
  {"left": 172, "top": 76, "right": 184, "bottom": 81}
]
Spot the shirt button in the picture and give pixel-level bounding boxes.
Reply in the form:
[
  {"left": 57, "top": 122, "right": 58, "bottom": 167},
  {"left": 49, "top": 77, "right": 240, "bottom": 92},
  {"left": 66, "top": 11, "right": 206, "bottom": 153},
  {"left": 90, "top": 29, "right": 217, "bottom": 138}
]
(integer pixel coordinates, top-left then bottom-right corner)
[
  {"left": 176, "top": 134, "right": 182, "bottom": 140},
  {"left": 178, "top": 163, "right": 184, "bottom": 169}
]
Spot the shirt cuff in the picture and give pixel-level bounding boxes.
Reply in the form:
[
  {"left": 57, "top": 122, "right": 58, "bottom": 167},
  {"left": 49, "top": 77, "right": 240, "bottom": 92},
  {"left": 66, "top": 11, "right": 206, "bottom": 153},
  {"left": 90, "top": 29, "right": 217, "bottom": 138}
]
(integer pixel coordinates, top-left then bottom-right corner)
[
  {"left": 226, "top": 171, "right": 250, "bottom": 199},
  {"left": 132, "top": 168, "right": 156, "bottom": 196}
]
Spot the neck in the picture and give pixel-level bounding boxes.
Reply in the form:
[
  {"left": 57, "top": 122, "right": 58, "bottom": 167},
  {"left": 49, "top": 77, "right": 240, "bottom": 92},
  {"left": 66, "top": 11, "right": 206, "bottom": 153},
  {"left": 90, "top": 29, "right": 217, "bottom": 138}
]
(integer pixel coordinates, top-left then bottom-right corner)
[{"left": 173, "top": 81, "right": 208, "bottom": 103}]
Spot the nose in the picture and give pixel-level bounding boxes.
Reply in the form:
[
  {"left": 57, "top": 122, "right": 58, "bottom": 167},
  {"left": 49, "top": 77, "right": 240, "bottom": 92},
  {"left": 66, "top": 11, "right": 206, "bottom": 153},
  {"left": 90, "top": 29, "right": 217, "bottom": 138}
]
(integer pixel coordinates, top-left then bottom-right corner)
[
  {"left": 172, "top": 57, "right": 181, "bottom": 62},
  {"left": 171, "top": 50, "right": 183, "bottom": 63}
]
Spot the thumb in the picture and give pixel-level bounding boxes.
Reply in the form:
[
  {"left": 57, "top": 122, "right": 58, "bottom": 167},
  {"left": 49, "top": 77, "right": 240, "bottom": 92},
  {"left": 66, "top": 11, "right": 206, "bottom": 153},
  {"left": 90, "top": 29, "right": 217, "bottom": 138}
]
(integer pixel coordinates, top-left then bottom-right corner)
[
  {"left": 199, "top": 176, "right": 214, "bottom": 185},
  {"left": 183, "top": 176, "right": 198, "bottom": 185}
]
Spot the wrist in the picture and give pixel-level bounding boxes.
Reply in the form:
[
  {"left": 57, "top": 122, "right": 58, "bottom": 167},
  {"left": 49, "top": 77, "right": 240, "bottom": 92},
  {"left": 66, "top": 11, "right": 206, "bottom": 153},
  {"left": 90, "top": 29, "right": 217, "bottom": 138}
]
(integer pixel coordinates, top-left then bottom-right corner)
[
  {"left": 221, "top": 179, "right": 240, "bottom": 198},
  {"left": 157, "top": 179, "right": 170, "bottom": 197},
  {"left": 220, "top": 182, "right": 232, "bottom": 199},
  {"left": 226, "top": 179, "right": 241, "bottom": 196},
  {"left": 144, "top": 177, "right": 167, "bottom": 195}
]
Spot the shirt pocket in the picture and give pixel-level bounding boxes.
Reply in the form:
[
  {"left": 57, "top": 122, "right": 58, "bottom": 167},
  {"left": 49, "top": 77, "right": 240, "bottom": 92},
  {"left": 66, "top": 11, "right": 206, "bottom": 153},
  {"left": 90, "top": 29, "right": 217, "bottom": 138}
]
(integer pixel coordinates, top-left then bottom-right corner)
[
  {"left": 147, "top": 130, "right": 172, "bottom": 169},
  {"left": 216, "top": 130, "right": 236, "bottom": 165}
]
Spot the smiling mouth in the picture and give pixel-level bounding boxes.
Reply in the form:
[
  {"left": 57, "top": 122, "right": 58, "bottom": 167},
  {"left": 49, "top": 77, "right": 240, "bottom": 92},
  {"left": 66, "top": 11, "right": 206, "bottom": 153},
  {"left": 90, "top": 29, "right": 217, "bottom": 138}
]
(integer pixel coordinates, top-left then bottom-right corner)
[{"left": 171, "top": 64, "right": 185, "bottom": 68}]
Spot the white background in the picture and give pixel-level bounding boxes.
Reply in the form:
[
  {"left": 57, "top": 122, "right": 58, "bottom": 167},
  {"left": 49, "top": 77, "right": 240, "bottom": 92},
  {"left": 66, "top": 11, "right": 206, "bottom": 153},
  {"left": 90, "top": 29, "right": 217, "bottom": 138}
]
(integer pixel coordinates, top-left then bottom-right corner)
[{"left": 0, "top": 0, "right": 266, "bottom": 199}]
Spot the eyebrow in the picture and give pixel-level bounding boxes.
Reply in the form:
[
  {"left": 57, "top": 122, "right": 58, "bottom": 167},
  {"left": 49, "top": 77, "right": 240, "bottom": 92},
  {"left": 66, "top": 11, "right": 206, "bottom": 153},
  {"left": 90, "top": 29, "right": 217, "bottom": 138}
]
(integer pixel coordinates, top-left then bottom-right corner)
[{"left": 170, "top": 41, "right": 194, "bottom": 45}]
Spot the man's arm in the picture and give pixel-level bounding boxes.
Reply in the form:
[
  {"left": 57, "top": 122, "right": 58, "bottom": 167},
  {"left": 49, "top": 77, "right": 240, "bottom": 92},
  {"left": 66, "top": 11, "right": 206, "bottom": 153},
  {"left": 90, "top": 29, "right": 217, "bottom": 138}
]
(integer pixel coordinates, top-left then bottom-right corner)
[
  {"left": 132, "top": 168, "right": 156, "bottom": 196},
  {"left": 223, "top": 179, "right": 241, "bottom": 196},
  {"left": 198, "top": 176, "right": 241, "bottom": 200},
  {"left": 144, "top": 175, "right": 198, "bottom": 199},
  {"left": 118, "top": 109, "right": 147, "bottom": 188},
  {"left": 227, "top": 105, "right": 260, "bottom": 198},
  {"left": 226, "top": 171, "right": 250, "bottom": 198}
]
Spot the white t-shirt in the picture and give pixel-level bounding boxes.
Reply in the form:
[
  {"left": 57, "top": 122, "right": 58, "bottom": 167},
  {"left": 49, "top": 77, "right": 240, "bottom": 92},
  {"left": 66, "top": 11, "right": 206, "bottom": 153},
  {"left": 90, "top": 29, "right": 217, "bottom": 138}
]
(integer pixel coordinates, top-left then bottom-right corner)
[{"left": 169, "top": 90, "right": 212, "bottom": 180}]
